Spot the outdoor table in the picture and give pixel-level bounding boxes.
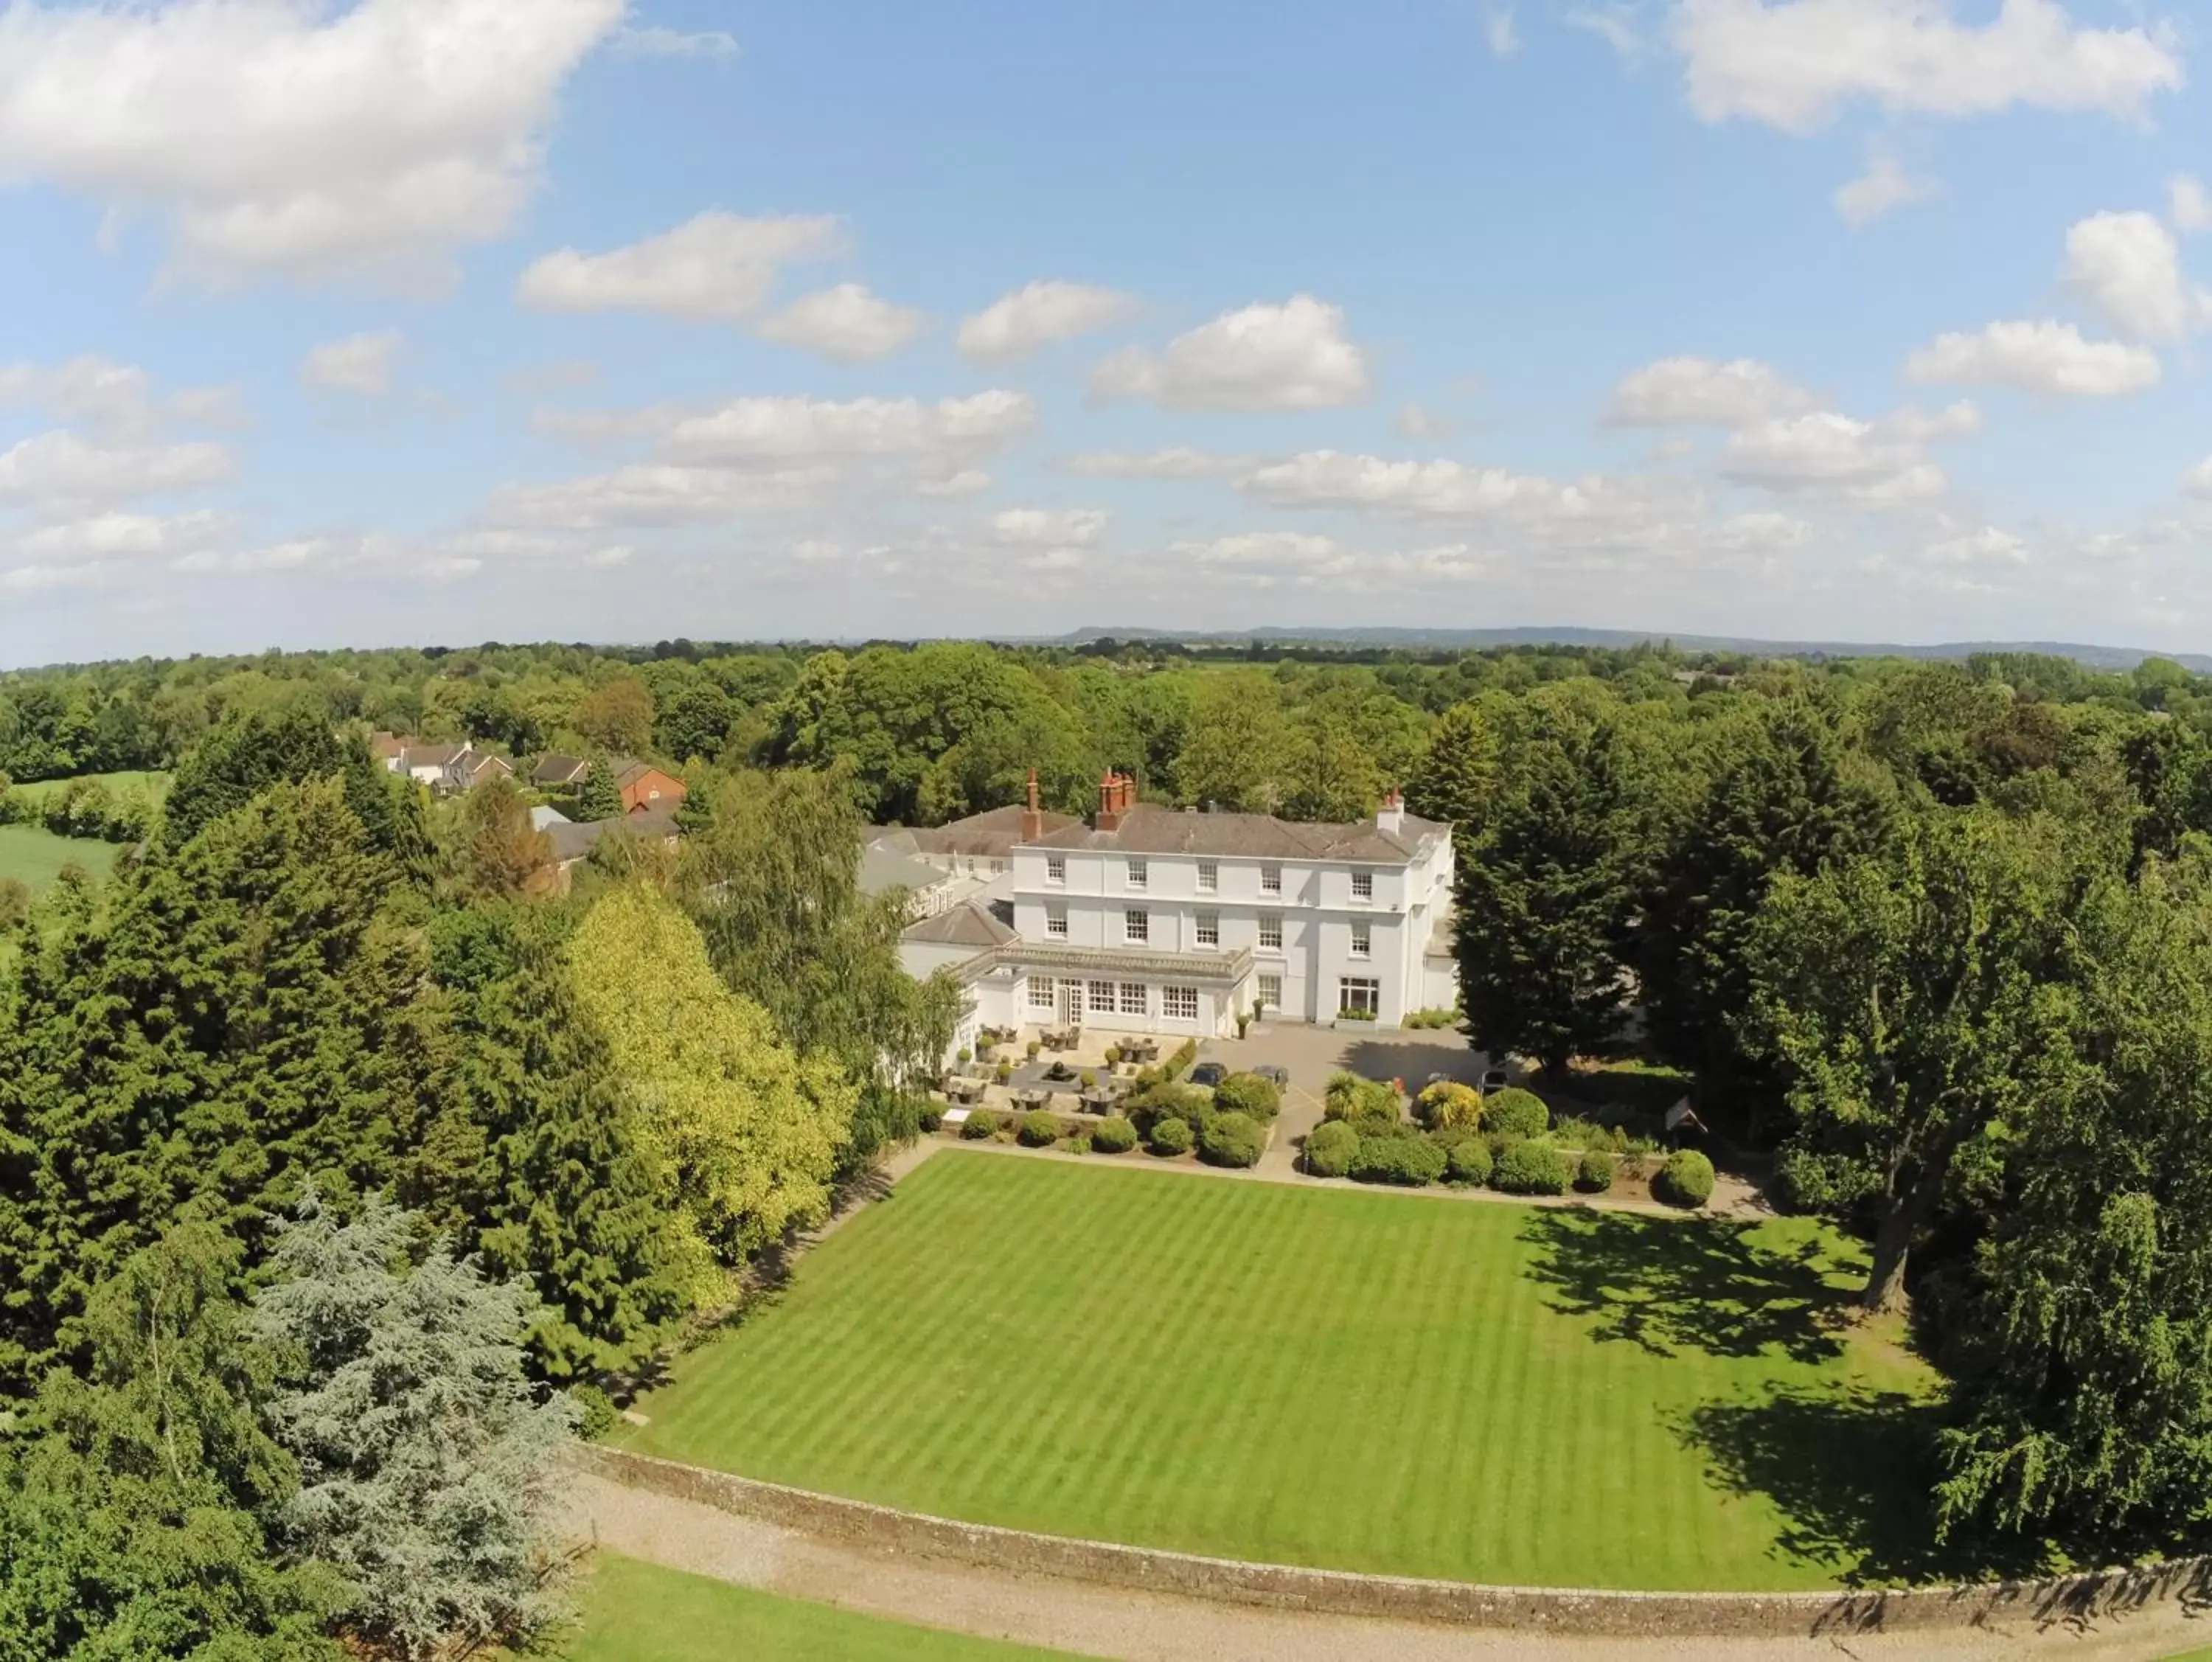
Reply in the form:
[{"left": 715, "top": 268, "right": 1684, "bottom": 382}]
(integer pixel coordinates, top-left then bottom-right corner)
[{"left": 1078, "top": 1091, "right": 1117, "bottom": 1115}]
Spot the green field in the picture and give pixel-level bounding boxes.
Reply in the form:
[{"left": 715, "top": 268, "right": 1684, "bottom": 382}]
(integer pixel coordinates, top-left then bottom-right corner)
[
  {"left": 0, "top": 824, "right": 122, "bottom": 891},
  {"left": 623, "top": 1152, "right": 1976, "bottom": 1593},
  {"left": 560, "top": 1553, "right": 1080, "bottom": 1661},
  {"left": 10, "top": 769, "right": 170, "bottom": 803}
]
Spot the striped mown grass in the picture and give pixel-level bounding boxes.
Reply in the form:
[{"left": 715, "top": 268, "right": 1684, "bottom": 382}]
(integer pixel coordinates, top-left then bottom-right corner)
[
  {"left": 622, "top": 1150, "right": 1952, "bottom": 1592},
  {"left": 563, "top": 1553, "right": 1082, "bottom": 1660}
]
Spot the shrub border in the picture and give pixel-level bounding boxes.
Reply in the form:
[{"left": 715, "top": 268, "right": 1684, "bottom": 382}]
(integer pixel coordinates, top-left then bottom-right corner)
[{"left": 574, "top": 1445, "right": 2211, "bottom": 1640}]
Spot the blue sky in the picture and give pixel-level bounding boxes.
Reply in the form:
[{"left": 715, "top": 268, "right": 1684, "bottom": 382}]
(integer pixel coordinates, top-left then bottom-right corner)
[{"left": 0, "top": 0, "right": 2208, "bottom": 665}]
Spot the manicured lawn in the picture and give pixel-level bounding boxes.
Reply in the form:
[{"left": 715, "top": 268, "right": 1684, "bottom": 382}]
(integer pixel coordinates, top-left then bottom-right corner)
[
  {"left": 0, "top": 824, "right": 121, "bottom": 891},
  {"left": 623, "top": 1151, "right": 1969, "bottom": 1593},
  {"left": 10, "top": 769, "right": 170, "bottom": 803},
  {"left": 559, "top": 1552, "right": 1082, "bottom": 1661}
]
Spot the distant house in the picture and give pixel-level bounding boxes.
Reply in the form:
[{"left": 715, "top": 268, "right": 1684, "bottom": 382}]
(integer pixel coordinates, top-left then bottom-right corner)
[
  {"left": 456, "top": 752, "right": 515, "bottom": 791},
  {"left": 611, "top": 759, "right": 685, "bottom": 816},
  {"left": 529, "top": 804, "right": 572, "bottom": 832},
  {"left": 532, "top": 754, "right": 591, "bottom": 789},
  {"left": 369, "top": 732, "right": 406, "bottom": 765},
  {"left": 860, "top": 841, "right": 961, "bottom": 919},
  {"left": 382, "top": 740, "right": 512, "bottom": 794},
  {"left": 544, "top": 807, "right": 681, "bottom": 890}
]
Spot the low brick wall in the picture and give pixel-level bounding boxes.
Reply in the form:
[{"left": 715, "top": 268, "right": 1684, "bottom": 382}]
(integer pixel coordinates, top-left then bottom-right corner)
[{"left": 574, "top": 1444, "right": 2212, "bottom": 1640}]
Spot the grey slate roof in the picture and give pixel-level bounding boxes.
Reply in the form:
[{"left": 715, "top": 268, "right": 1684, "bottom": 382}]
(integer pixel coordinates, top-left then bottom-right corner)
[
  {"left": 860, "top": 845, "right": 947, "bottom": 897},
  {"left": 902, "top": 900, "right": 1018, "bottom": 950},
  {"left": 546, "top": 807, "right": 680, "bottom": 866},
  {"left": 532, "top": 754, "right": 590, "bottom": 785},
  {"left": 891, "top": 804, "right": 1082, "bottom": 860},
  {"left": 1023, "top": 803, "right": 1447, "bottom": 865}
]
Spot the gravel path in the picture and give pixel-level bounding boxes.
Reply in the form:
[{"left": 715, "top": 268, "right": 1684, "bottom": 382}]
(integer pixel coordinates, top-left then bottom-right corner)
[{"left": 560, "top": 1472, "right": 2210, "bottom": 1662}]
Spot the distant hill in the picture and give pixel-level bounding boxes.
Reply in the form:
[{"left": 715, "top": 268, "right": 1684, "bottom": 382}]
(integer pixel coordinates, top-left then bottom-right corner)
[{"left": 1057, "top": 625, "right": 2212, "bottom": 675}]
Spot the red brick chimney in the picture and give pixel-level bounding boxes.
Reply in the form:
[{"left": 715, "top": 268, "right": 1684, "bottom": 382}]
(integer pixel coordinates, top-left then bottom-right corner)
[
  {"left": 1020, "top": 767, "right": 1043, "bottom": 842},
  {"left": 1096, "top": 770, "right": 1134, "bottom": 832}
]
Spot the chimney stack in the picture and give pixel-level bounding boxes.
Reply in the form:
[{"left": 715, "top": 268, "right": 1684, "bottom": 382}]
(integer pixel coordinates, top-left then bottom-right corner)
[
  {"left": 1096, "top": 770, "right": 1134, "bottom": 832},
  {"left": 1020, "top": 767, "right": 1043, "bottom": 842},
  {"left": 1377, "top": 787, "right": 1405, "bottom": 837}
]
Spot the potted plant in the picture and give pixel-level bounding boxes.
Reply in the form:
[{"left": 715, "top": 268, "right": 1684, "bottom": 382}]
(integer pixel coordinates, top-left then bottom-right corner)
[
  {"left": 956, "top": 1046, "right": 972, "bottom": 1067},
  {"left": 1080, "top": 1069, "right": 1097, "bottom": 1089},
  {"left": 995, "top": 1060, "right": 1014, "bottom": 1084},
  {"left": 1026, "top": 1038, "right": 1043, "bottom": 1059},
  {"left": 1104, "top": 1044, "right": 1121, "bottom": 1066}
]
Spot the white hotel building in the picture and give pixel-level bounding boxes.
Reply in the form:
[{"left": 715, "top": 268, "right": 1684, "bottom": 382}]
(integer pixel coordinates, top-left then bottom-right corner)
[{"left": 886, "top": 773, "right": 1459, "bottom": 1053}]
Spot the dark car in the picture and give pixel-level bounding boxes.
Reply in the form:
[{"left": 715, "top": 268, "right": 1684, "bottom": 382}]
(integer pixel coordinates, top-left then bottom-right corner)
[
  {"left": 1188, "top": 1062, "right": 1228, "bottom": 1088},
  {"left": 1253, "top": 1064, "right": 1290, "bottom": 1090},
  {"left": 1480, "top": 1067, "right": 1511, "bottom": 1093}
]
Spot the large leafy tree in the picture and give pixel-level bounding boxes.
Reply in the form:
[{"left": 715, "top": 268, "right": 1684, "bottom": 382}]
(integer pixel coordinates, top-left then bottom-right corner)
[
  {"left": 678, "top": 766, "right": 960, "bottom": 1165},
  {"left": 1745, "top": 810, "right": 2077, "bottom": 1312},
  {"left": 251, "top": 1197, "right": 577, "bottom": 1661},
  {"left": 444, "top": 774, "right": 553, "bottom": 901},
  {"left": 1455, "top": 707, "right": 1649, "bottom": 1074},
  {"left": 1934, "top": 859, "right": 2212, "bottom": 1541},
  {"left": 1173, "top": 673, "right": 1294, "bottom": 813},
  {"left": 0, "top": 1225, "right": 344, "bottom": 1661},
  {"left": 573, "top": 677, "right": 655, "bottom": 756},
  {"left": 568, "top": 881, "right": 858, "bottom": 1262}
]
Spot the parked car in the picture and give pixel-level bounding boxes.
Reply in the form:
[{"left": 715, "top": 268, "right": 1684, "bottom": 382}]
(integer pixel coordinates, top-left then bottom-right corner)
[
  {"left": 1253, "top": 1064, "right": 1290, "bottom": 1090},
  {"left": 1188, "top": 1062, "right": 1228, "bottom": 1088},
  {"left": 1480, "top": 1068, "right": 1511, "bottom": 1092}
]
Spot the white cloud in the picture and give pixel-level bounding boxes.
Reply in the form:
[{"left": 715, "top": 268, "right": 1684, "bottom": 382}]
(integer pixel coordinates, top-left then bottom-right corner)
[
  {"left": 659, "top": 391, "right": 1037, "bottom": 464},
  {"left": 1672, "top": 0, "right": 2184, "bottom": 134},
  {"left": 1905, "top": 319, "right": 2162, "bottom": 397},
  {"left": 302, "top": 330, "right": 404, "bottom": 397},
  {"left": 0, "top": 431, "right": 234, "bottom": 508},
  {"left": 2174, "top": 175, "right": 2212, "bottom": 235},
  {"left": 17, "top": 507, "right": 229, "bottom": 561},
  {"left": 1719, "top": 408, "right": 1964, "bottom": 503},
  {"left": 1172, "top": 531, "right": 1344, "bottom": 566},
  {"left": 613, "top": 24, "right": 739, "bottom": 59},
  {"left": 756, "top": 283, "right": 926, "bottom": 362},
  {"left": 1091, "top": 296, "right": 1371, "bottom": 412},
  {"left": 1834, "top": 147, "right": 1939, "bottom": 226},
  {"left": 957, "top": 280, "right": 1141, "bottom": 364},
  {"left": 487, "top": 465, "right": 837, "bottom": 531},
  {"left": 0, "top": 355, "right": 238, "bottom": 438},
  {"left": 917, "top": 469, "right": 991, "bottom": 498},
  {"left": 0, "top": 0, "right": 623, "bottom": 284},
  {"left": 517, "top": 212, "right": 844, "bottom": 321},
  {"left": 1485, "top": 10, "right": 1520, "bottom": 58},
  {"left": 2062, "top": 212, "right": 2207, "bottom": 341},
  {"left": 1926, "top": 526, "right": 2028, "bottom": 564},
  {"left": 2183, "top": 456, "right": 2212, "bottom": 498},
  {"left": 992, "top": 508, "right": 1109, "bottom": 548},
  {"left": 1060, "top": 447, "right": 1250, "bottom": 479},
  {"left": 1607, "top": 355, "right": 1815, "bottom": 426}
]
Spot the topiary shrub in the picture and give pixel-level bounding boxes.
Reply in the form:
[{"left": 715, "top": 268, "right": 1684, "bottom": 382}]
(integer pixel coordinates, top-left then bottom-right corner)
[
  {"left": 1147, "top": 1116, "right": 1194, "bottom": 1156},
  {"left": 1125, "top": 1080, "right": 1208, "bottom": 1136},
  {"left": 1304, "top": 1119, "right": 1358, "bottom": 1178},
  {"left": 1018, "top": 1109, "right": 1062, "bottom": 1147},
  {"left": 1447, "top": 1138, "right": 1493, "bottom": 1185},
  {"left": 1416, "top": 1080, "right": 1483, "bottom": 1131},
  {"left": 918, "top": 1104, "right": 945, "bottom": 1133},
  {"left": 1323, "top": 1072, "right": 1402, "bottom": 1130},
  {"left": 1079, "top": 1069, "right": 1097, "bottom": 1089},
  {"left": 1091, "top": 1114, "right": 1136, "bottom": 1154},
  {"left": 1199, "top": 1111, "right": 1266, "bottom": 1169},
  {"left": 1482, "top": 1087, "right": 1549, "bottom": 1139},
  {"left": 1350, "top": 1131, "right": 1447, "bottom": 1187},
  {"left": 1576, "top": 1150, "right": 1617, "bottom": 1194},
  {"left": 1658, "top": 1149, "right": 1716, "bottom": 1209},
  {"left": 956, "top": 1046, "right": 972, "bottom": 1066},
  {"left": 1026, "top": 1039, "right": 1043, "bottom": 1058},
  {"left": 994, "top": 1061, "right": 1014, "bottom": 1084},
  {"left": 1211, "top": 1071, "right": 1281, "bottom": 1122},
  {"left": 1163, "top": 1038, "right": 1199, "bottom": 1080},
  {"left": 1492, "top": 1139, "right": 1573, "bottom": 1195},
  {"left": 1104, "top": 1044, "right": 1122, "bottom": 1066},
  {"left": 961, "top": 1108, "right": 1003, "bottom": 1141}
]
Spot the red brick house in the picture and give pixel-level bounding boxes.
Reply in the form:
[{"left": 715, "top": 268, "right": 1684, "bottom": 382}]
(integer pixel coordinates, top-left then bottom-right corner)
[{"left": 615, "top": 760, "right": 685, "bottom": 816}]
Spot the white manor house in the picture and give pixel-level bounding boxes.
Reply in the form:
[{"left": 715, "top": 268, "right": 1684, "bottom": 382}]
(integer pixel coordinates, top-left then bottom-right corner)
[{"left": 872, "top": 772, "right": 1459, "bottom": 1056}]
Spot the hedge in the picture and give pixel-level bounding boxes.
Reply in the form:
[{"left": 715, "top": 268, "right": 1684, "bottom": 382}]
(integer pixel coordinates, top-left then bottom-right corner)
[
  {"left": 1576, "top": 1150, "right": 1617, "bottom": 1194},
  {"left": 1350, "top": 1132, "right": 1447, "bottom": 1188},
  {"left": 1447, "top": 1138, "right": 1494, "bottom": 1185},
  {"left": 1090, "top": 1114, "right": 1137, "bottom": 1154},
  {"left": 1323, "top": 1072, "right": 1401, "bottom": 1130},
  {"left": 1416, "top": 1080, "right": 1482, "bottom": 1132},
  {"left": 1658, "top": 1149, "right": 1716, "bottom": 1209},
  {"left": 1124, "top": 1080, "right": 1208, "bottom": 1136},
  {"left": 1199, "top": 1111, "right": 1266, "bottom": 1169},
  {"left": 1304, "top": 1119, "right": 1358, "bottom": 1178},
  {"left": 1147, "top": 1116, "right": 1194, "bottom": 1156},
  {"left": 1492, "top": 1140, "right": 1573, "bottom": 1195},
  {"left": 1162, "top": 1037, "right": 1200, "bottom": 1082},
  {"left": 960, "top": 1109, "right": 1003, "bottom": 1141},
  {"left": 1482, "top": 1087, "right": 1549, "bottom": 1139},
  {"left": 1018, "top": 1110, "right": 1062, "bottom": 1148},
  {"left": 1210, "top": 1071, "right": 1281, "bottom": 1122}
]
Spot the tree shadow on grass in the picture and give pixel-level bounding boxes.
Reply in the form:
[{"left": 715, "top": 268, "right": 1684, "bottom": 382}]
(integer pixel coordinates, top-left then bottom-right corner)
[
  {"left": 1518, "top": 1206, "right": 1853, "bottom": 1366},
  {"left": 1674, "top": 1388, "right": 2059, "bottom": 1590}
]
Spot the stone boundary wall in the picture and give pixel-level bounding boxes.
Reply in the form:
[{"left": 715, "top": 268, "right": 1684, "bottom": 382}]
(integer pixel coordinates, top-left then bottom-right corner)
[{"left": 574, "top": 1445, "right": 2212, "bottom": 1640}]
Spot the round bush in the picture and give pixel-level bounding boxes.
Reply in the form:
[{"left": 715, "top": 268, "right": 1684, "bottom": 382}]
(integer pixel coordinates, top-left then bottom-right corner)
[
  {"left": 1304, "top": 1119, "right": 1358, "bottom": 1178},
  {"left": 1447, "top": 1138, "right": 1494, "bottom": 1185},
  {"left": 1576, "top": 1150, "right": 1617, "bottom": 1194},
  {"left": 1658, "top": 1148, "right": 1717, "bottom": 1209},
  {"left": 1147, "top": 1116, "right": 1194, "bottom": 1156},
  {"left": 1416, "top": 1080, "right": 1483, "bottom": 1131},
  {"left": 1090, "top": 1114, "right": 1136, "bottom": 1154},
  {"left": 960, "top": 1108, "right": 1003, "bottom": 1141},
  {"left": 1199, "top": 1110, "right": 1266, "bottom": 1168},
  {"left": 1018, "top": 1109, "right": 1061, "bottom": 1147},
  {"left": 1492, "top": 1139, "right": 1573, "bottom": 1195},
  {"left": 1482, "top": 1087, "right": 1550, "bottom": 1139},
  {"left": 1324, "top": 1074, "right": 1402, "bottom": 1130},
  {"left": 1350, "top": 1132, "right": 1447, "bottom": 1187},
  {"left": 1211, "top": 1071, "right": 1282, "bottom": 1122},
  {"left": 1125, "top": 1080, "right": 1207, "bottom": 1136},
  {"left": 917, "top": 1104, "right": 945, "bottom": 1133}
]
